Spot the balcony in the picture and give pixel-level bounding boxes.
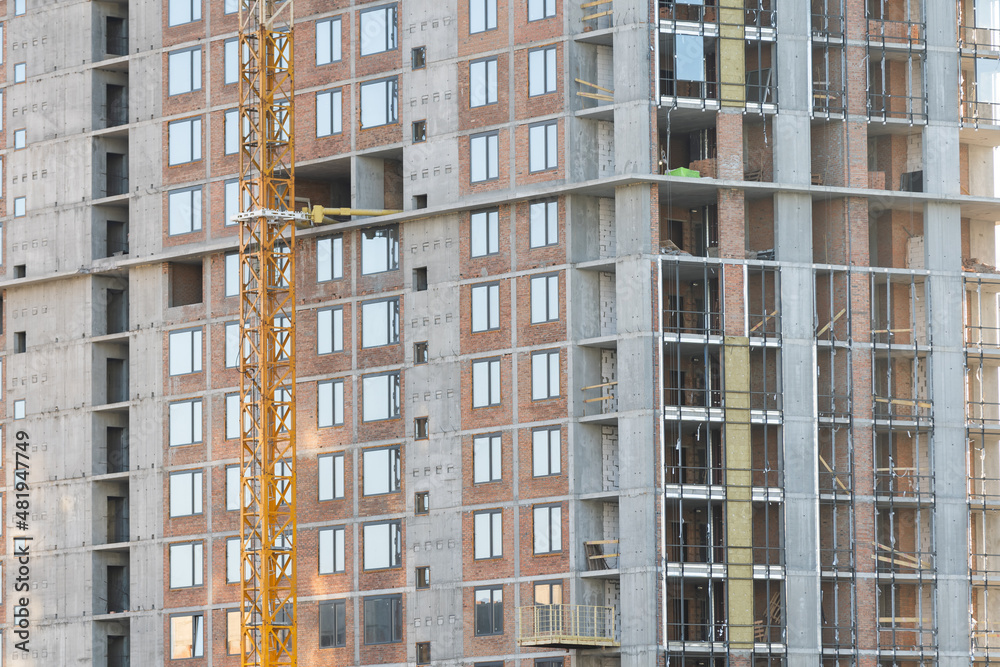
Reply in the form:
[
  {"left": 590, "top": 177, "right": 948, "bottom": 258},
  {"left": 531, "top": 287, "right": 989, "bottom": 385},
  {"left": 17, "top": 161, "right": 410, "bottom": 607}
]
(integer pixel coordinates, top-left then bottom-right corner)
[{"left": 517, "top": 605, "right": 620, "bottom": 648}]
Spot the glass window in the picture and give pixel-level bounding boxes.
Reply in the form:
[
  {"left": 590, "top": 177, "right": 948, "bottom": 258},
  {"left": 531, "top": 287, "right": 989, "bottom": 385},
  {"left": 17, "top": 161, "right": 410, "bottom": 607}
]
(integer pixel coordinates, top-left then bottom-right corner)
[
  {"left": 474, "top": 587, "right": 503, "bottom": 635},
  {"left": 530, "top": 274, "right": 559, "bottom": 323},
  {"left": 360, "top": 5, "right": 397, "bottom": 56},
  {"left": 168, "top": 0, "right": 201, "bottom": 26},
  {"left": 361, "top": 298, "right": 400, "bottom": 348},
  {"left": 168, "top": 117, "right": 202, "bottom": 165},
  {"left": 224, "top": 109, "right": 239, "bottom": 155},
  {"left": 225, "top": 321, "right": 239, "bottom": 368},
  {"left": 13, "top": 128, "right": 24, "bottom": 150},
  {"left": 168, "top": 328, "right": 202, "bottom": 375},
  {"left": 531, "top": 350, "right": 560, "bottom": 400},
  {"left": 364, "top": 594, "right": 403, "bottom": 644},
  {"left": 168, "top": 187, "right": 203, "bottom": 235},
  {"left": 472, "top": 434, "right": 501, "bottom": 484},
  {"left": 170, "top": 614, "right": 204, "bottom": 659},
  {"left": 363, "top": 520, "right": 402, "bottom": 570},
  {"left": 224, "top": 39, "right": 238, "bottom": 85},
  {"left": 168, "top": 47, "right": 201, "bottom": 96},
  {"left": 319, "top": 526, "right": 346, "bottom": 574},
  {"left": 527, "top": 0, "right": 556, "bottom": 21},
  {"left": 13, "top": 0, "right": 24, "bottom": 15},
  {"left": 224, "top": 0, "right": 237, "bottom": 13},
  {"left": 470, "top": 0, "right": 497, "bottom": 33},
  {"left": 224, "top": 252, "right": 239, "bottom": 296},
  {"left": 317, "top": 89, "right": 343, "bottom": 136},
  {"left": 320, "top": 600, "right": 347, "bottom": 648},
  {"left": 472, "top": 358, "right": 501, "bottom": 407},
  {"left": 169, "top": 542, "right": 204, "bottom": 588},
  {"left": 318, "top": 379, "right": 345, "bottom": 427},
  {"left": 474, "top": 510, "right": 502, "bottom": 559},
  {"left": 169, "top": 399, "right": 202, "bottom": 446},
  {"left": 529, "top": 200, "right": 558, "bottom": 247},
  {"left": 361, "top": 226, "right": 399, "bottom": 275},
  {"left": 12, "top": 62, "right": 24, "bottom": 83},
  {"left": 529, "top": 121, "right": 558, "bottom": 172},
  {"left": 317, "top": 17, "right": 342, "bottom": 65},
  {"left": 13, "top": 197, "right": 25, "bottom": 217},
  {"left": 360, "top": 78, "right": 398, "bottom": 128},
  {"left": 226, "top": 536, "right": 240, "bottom": 583},
  {"left": 363, "top": 446, "right": 401, "bottom": 496},
  {"left": 528, "top": 46, "right": 557, "bottom": 96},
  {"left": 225, "top": 393, "right": 240, "bottom": 440},
  {"left": 362, "top": 372, "right": 400, "bottom": 422},
  {"left": 532, "top": 427, "right": 561, "bottom": 476},
  {"left": 470, "top": 58, "right": 498, "bottom": 107},
  {"left": 169, "top": 470, "right": 203, "bottom": 517},
  {"left": 318, "top": 307, "right": 344, "bottom": 354},
  {"left": 13, "top": 399, "right": 24, "bottom": 420},
  {"left": 226, "top": 464, "right": 240, "bottom": 511},
  {"left": 533, "top": 505, "right": 562, "bottom": 554},
  {"left": 319, "top": 453, "right": 345, "bottom": 501},
  {"left": 224, "top": 179, "right": 240, "bottom": 226},
  {"left": 471, "top": 283, "right": 499, "bottom": 332},
  {"left": 226, "top": 609, "right": 240, "bottom": 655},
  {"left": 317, "top": 236, "right": 344, "bottom": 281},
  {"left": 470, "top": 132, "right": 499, "bottom": 182},
  {"left": 470, "top": 210, "right": 499, "bottom": 257}
]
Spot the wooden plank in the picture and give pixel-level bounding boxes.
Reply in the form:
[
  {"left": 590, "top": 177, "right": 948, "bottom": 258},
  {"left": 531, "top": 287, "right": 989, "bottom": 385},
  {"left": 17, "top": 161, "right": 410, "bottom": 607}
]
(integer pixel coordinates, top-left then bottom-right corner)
[
  {"left": 581, "top": 0, "right": 612, "bottom": 7},
  {"left": 749, "top": 310, "right": 778, "bottom": 333},
  {"left": 574, "top": 77, "right": 614, "bottom": 94},
  {"left": 576, "top": 91, "right": 614, "bottom": 102},
  {"left": 818, "top": 454, "right": 848, "bottom": 491},
  {"left": 581, "top": 381, "right": 618, "bottom": 391},
  {"left": 582, "top": 9, "right": 613, "bottom": 20},
  {"left": 816, "top": 308, "right": 846, "bottom": 336}
]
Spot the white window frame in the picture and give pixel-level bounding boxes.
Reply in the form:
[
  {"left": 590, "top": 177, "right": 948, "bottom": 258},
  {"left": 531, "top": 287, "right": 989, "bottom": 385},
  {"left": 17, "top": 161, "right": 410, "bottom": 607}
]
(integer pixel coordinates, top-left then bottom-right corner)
[
  {"left": 362, "top": 372, "right": 401, "bottom": 422},
  {"left": 318, "top": 307, "right": 344, "bottom": 354},
  {"left": 168, "top": 47, "right": 202, "bottom": 96},
  {"left": 169, "top": 470, "right": 203, "bottom": 517},
  {"left": 360, "top": 77, "right": 398, "bottom": 129},
  {"left": 531, "top": 349, "right": 560, "bottom": 400},
  {"left": 470, "top": 58, "right": 498, "bottom": 107},
  {"left": 470, "top": 209, "right": 499, "bottom": 257},
  {"left": 471, "top": 283, "right": 500, "bottom": 333},
  {"left": 361, "top": 298, "right": 400, "bottom": 348},
  {"left": 316, "top": 17, "right": 342, "bottom": 65},
  {"left": 470, "top": 132, "right": 499, "bottom": 183},
  {"left": 528, "top": 46, "right": 557, "bottom": 96},
  {"left": 470, "top": 0, "right": 497, "bottom": 33},
  {"left": 533, "top": 504, "right": 562, "bottom": 554},
  {"left": 319, "top": 453, "right": 345, "bottom": 501},
  {"left": 224, "top": 39, "right": 238, "bottom": 85},
  {"left": 224, "top": 109, "right": 239, "bottom": 155},
  {"left": 473, "top": 510, "right": 503, "bottom": 559},
  {"left": 529, "top": 121, "right": 558, "bottom": 172},
  {"left": 317, "top": 236, "right": 344, "bottom": 281},
  {"left": 318, "top": 379, "right": 345, "bottom": 427},
  {"left": 527, "top": 0, "right": 556, "bottom": 21},
  {"left": 532, "top": 427, "right": 561, "bottom": 477},
  {"left": 317, "top": 89, "right": 343, "bottom": 137},
  {"left": 168, "top": 117, "right": 202, "bottom": 166},
  {"left": 170, "top": 614, "right": 204, "bottom": 659},
  {"left": 363, "top": 445, "right": 401, "bottom": 496},
  {"left": 169, "top": 541, "right": 204, "bottom": 588},
  {"left": 168, "top": 186, "right": 203, "bottom": 235},
  {"left": 168, "top": 328, "right": 203, "bottom": 375},
  {"left": 472, "top": 358, "right": 501, "bottom": 408},
  {"left": 169, "top": 399, "right": 202, "bottom": 447},
  {"left": 361, "top": 226, "right": 399, "bottom": 275},
  {"left": 530, "top": 273, "right": 559, "bottom": 323},
  {"left": 168, "top": 0, "right": 202, "bottom": 26},
  {"left": 363, "top": 520, "right": 402, "bottom": 570},
  {"left": 473, "top": 434, "right": 501, "bottom": 484},
  {"left": 319, "top": 526, "right": 346, "bottom": 574},
  {"left": 360, "top": 5, "right": 397, "bottom": 56},
  {"left": 529, "top": 200, "right": 558, "bottom": 247},
  {"left": 226, "top": 464, "right": 240, "bottom": 511}
]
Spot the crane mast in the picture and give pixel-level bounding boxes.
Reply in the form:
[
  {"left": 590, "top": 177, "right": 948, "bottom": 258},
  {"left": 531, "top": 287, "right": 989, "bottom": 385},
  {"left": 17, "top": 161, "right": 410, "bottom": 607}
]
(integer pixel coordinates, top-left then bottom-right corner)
[{"left": 237, "top": 0, "right": 297, "bottom": 666}]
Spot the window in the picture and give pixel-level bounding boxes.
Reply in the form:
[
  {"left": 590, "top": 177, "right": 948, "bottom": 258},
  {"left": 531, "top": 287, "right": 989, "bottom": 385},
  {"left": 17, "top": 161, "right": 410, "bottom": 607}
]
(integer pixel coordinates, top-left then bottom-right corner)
[
  {"left": 13, "top": 129, "right": 24, "bottom": 149},
  {"left": 529, "top": 46, "right": 557, "bottom": 96},
  {"left": 224, "top": 39, "right": 238, "bottom": 85},
  {"left": 13, "top": 399, "right": 24, "bottom": 420},
  {"left": 412, "top": 46, "right": 426, "bottom": 69},
  {"left": 470, "top": 0, "right": 497, "bottom": 33},
  {"left": 475, "top": 587, "right": 503, "bottom": 635},
  {"left": 413, "top": 267, "right": 428, "bottom": 291},
  {"left": 13, "top": 63, "right": 24, "bottom": 83},
  {"left": 530, "top": 274, "right": 559, "bottom": 323},
  {"left": 168, "top": 328, "right": 202, "bottom": 375},
  {"left": 227, "top": 610, "right": 240, "bottom": 655},
  {"left": 224, "top": 109, "right": 239, "bottom": 155},
  {"left": 169, "top": 399, "right": 202, "bottom": 447},
  {"left": 473, "top": 434, "right": 501, "bottom": 483},
  {"left": 318, "top": 308, "right": 344, "bottom": 354},
  {"left": 533, "top": 505, "right": 562, "bottom": 554},
  {"left": 532, "top": 427, "right": 561, "bottom": 476},
  {"left": 362, "top": 372, "right": 401, "bottom": 421},
  {"left": 362, "top": 298, "right": 400, "bottom": 347},
  {"left": 414, "top": 341, "right": 428, "bottom": 364},
  {"left": 529, "top": 122, "right": 558, "bottom": 172},
  {"left": 360, "top": 5, "right": 397, "bottom": 56},
  {"left": 415, "top": 490, "right": 430, "bottom": 513},
  {"left": 317, "top": 236, "right": 344, "bottom": 281},
  {"left": 534, "top": 581, "right": 563, "bottom": 605},
  {"left": 528, "top": 0, "right": 556, "bottom": 21},
  {"left": 316, "top": 17, "right": 342, "bottom": 65},
  {"left": 168, "top": 117, "right": 202, "bottom": 165},
  {"left": 470, "top": 132, "right": 499, "bottom": 182},
  {"left": 318, "top": 379, "right": 345, "bottom": 427},
  {"left": 412, "top": 120, "right": 426, "bottom": 143},
  {"left": 472, "top": 358, "right": 501, "bottom": 408},
  {"left": 13, "top": 0, "right": 23, "bottom": 15},
  {"left": 317, "top": 89, "right": 343, "bottom": 136},
  {"left": 224, "top": 0, "right": 237, "bottom": 14},
  {"left": 13, "top": 197, "right": 25, "bottom": 217},
  {"left": 360, "top": 78, "right": 398, "bottom": 128},
  {"left": 414, "top": 417, "right": 429, "bottom": 440},
  {"left": 361, "top": 226, "right": 399, "bottom": 274},
  {"left": 363, "top": 520, "right": 402, "bottom": 570},
  {"left": 474, "top": 510, "right": 503, "bottom": 559},
  {"left": 364, "top": 594, "right": 403, "bottom": 644},
  {"left": 470, "top": 58, "right": 498, "bottom": 107},
  {"left": 531, "top": 350, "right": 560, "bottom": 400},
  {"left": 226, "top": 393, "right": 240, "bottom": 440},
  {"left": 226, "top": 465, "right": 240, "bottom": 511},
  {"left": 417, "top": 642, "right": 431, "bottom": 665},
  {"left": 226, "top": 537, "right": 240, "bottom": 583},
  {"left": 224, "top": 253, "right": 239, "bottom": 296},
  {"left": 168, "top": 48, "right": 201, "bottom": 95},
  {"left": 224, "top": 179, "right": 240, "bottom": 226},
  {"left": 169, "top": 542, "right": 204, "bottom": 588},
  {"left": 318, "top": 453, "right": 345, "bottom": 501},
  {"left": 319, "top": 526, "right": 346, "bottom": 574},
  {"left": 225, "top": 321, "right": 239, "bottom": 368},
  {"left": 363, "top": 446, "right": 401, "bottom": 495},
  {"left": 168, "top": 0, "right": 201, "bottom": 26},
  {"left": 170, "top": 614, "right": 204, "bottom": 659},
  {"left": 470, "top": 210, "right": 499, "bottom": 257},
  {"left": 168, "top": 187, "right": 203, "bottom": 235},
  {"left": 416, "top": 566, "right": 431, "bottom": 588},
  {"left": 471, "top": 283, "right": 500, "bottom": 333},
  {"left": 529, "top": 200, "right": 558, "bottom": 247},
  {"left": 169, "top": 470, "right": 203, "bottom": 517},
  {"left": 320, "top": 600, "right": 347, "bottom": 648}
]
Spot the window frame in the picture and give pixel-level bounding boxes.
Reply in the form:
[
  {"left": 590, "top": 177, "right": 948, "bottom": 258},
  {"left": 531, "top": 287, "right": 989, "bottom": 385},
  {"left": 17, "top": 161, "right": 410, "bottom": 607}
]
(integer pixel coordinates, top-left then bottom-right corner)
[
  {"left": 532, "top": 504, "right": 562, "bottom": 554},
  {"left": 12, "top": 128, "right": 24, "bottom": 150},
  {"left": 474, "top": 585, "right": 504, "bottom": 636},
  {"left": 472, "top": 433, "right": 502, "bottom": 484},
  {"left": 361, "top": 297, "right": 400, "bottom": 348},
  {"left": 469, "top": 0, "right": 498, "bottom": 33},
  {"left": 167, "top": 186, "right": 203, "bottom": 235},
  {"left": 528, "top": 121, "right": 559, "bottom": 173},
  {"left": 13, "top": 197, "right": 25, "bottom": 218},
  {"left": 318, "top": 452, "right": 345, "bottom": 501},
  {"left": 529, "top": 200, "right": 558, "bottom": 248},
  {"left": 472, "top": 358, "right": 501, "bottom": 408},
  {"left": 362, "top": 371, "right": 401, "bottom": 422},
  {"left": 470, "top": 209, "right": 499, "bottom": 257},
  {"left": 362, "top": 445, "right": 401, "bottom": 496},
  {"left": 320, "top": 599, "right": 347, "bottom": 648},
  {"left": 224, "top": 108, "right": 239, "bottom": 155},
  {"left": 167, "top": 117, "right": 202, "bottom": 166},
  {"left": 168, "top": 46, "right": 202, "bottom": 96},
  {"left": 226, "top": 609, "right": 240, "bottom": 655},
  {"left": 473, "top": 509, "right": 503, "bottom": 560},
  {"left": 469, "top": 57, "right": 498, "bottom": 108},
  {"left": 359, "top": 5, "right": 398, "bottom": 56},
  {"left": 317, "top": 236, "right": 344, "bottom": 281},
  {"left": 531, "top": 349, "right": 561, "bottom": 401},
  {"left": 168, "top": 398, "right": 203, "bottom": 447},
  {"left": 359, "top": 77, "right": 399, "bottom": 129},
  {"left": 530, "top": 273, "right": 560, "bottom": 324},
  {"left": 319, "top": 525, "right": 346, "bottom": 574},
  {"left": 316, "top": 88, "right": 344, "bottom": 137},
  {"left": 170, "top": 613, "right": 205, "bottom": 659},
  {"left": 318, "top": 378, "right": 345, "bottom": 428},
  {"left": 532, "top": 427, "right": 561, "bottom": 477},
  {"left": 318, "top": 307, "right": 344, "bottom": 354},
  {"left": 470, "top": 131, "right": 499, "bottom": 183},
  {"left": 225, "top": 392, "right": 241, "bottom": 440},
  {"left": 223, "top": 38, "right": 238, "bottom": 85},
  {"left": 168, "top": 0, "right": 202, "bottom": 26},
  {"left": 360, "top": 225, "right": 399, "bottom": 275},
  {"left": 316, "top": 17, "right": 343, "bottom": 66},
  {"left": 527, "top": 0, "right": 556, "bottom": 21},
  {"left": 168, "top": 327, "right": 203, "bottom": 375},
  {"left": 225, "top": 321, "right": 239, "bottom": 368},
  {"left": 225, "top": 536, "right": 240, "bottom": 583},
  {"left": 528, "top": 46, "right": 557, "bottom": 96},
  {"left": 169, "top": 541, "right": 204, "bottom": 589},
  {"left": 363, "top": 594, "right": 404, "bottom": 645},
  {"left": 169, "top": 469, "right": 203, "bottom": 517},
  {"left": 224, "top": 178, "right": 241, "bottom": 227},
  {"left": 471, "top": 282, "right": 500, "bottom": 333},
  {"left": 12, "top": 62, "right": 24, "bottom": 83},
  {"left": 226, "top": 464, "right": 240, "bottom": 511},
  {"left": 362, "top": 519, "right": 403, "bottom": 571}
]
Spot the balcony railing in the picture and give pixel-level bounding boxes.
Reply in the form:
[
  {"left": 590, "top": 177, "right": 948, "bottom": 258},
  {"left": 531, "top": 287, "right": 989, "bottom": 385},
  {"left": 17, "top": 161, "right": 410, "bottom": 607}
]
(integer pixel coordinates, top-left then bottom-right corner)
[
  {"left": 517, "top": 605, "right": 619, "bottom": 648},
  {"left": 960, "top": 24, "right": 1000, "bottom": 50}
]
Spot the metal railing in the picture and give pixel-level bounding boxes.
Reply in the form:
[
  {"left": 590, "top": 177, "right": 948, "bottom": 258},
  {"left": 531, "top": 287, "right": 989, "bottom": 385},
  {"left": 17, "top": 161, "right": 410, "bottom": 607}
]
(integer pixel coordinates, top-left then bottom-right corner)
[
  {"left": 867, "top": 18, "right": 924, "bottom": 45},
  {"left": 962, "top": 99, "right": 1000, "bottom": 127},
  {"left": 517, "top": 605, "right": 619, "bottom": 647},
  {"left": 960, "top": 24, "right": 1000, "bottom": 49},
  {"left": 867, "top": 92, "right": 927, "bottom": 123}
]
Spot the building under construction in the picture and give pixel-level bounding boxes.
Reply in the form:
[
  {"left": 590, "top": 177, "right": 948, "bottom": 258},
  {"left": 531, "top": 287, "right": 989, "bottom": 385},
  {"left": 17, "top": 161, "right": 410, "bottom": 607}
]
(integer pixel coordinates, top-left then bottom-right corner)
[{"left": 4, "top": 0, "right": 1000, "bottom": 665}]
